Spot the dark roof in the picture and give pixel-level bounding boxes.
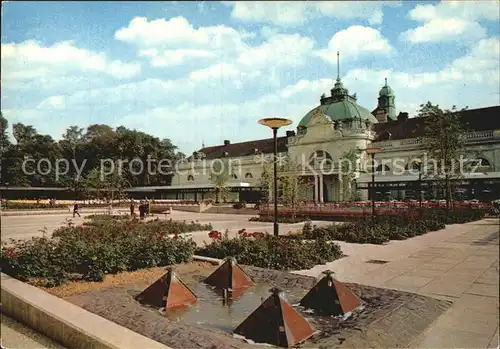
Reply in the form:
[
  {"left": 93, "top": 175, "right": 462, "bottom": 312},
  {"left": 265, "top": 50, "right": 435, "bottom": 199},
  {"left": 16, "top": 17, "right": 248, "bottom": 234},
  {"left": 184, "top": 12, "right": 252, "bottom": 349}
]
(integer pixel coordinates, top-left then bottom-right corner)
[
  {"left": 374, "top": 105, "right": 500, "bottom": 141},
  {"left": 198, "top": 137, "right": 288, "bottom": 160}
]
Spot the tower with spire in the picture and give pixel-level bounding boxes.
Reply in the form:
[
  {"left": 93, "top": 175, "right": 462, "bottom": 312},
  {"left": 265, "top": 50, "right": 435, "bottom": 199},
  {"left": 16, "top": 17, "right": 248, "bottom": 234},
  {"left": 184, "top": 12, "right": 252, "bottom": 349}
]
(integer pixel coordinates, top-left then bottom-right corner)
[
  {"left": 373, "top": 77, "right": 396, "bottom": 122},
  {"left": 321, "top": 51, "right": 358, "bottom": 105}
]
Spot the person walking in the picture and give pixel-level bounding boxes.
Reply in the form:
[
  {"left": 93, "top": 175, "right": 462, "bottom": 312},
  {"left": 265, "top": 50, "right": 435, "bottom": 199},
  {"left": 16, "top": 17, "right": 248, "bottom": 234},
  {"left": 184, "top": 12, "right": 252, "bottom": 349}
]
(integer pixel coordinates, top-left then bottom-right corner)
[
  {"left": 130, "top": 199, "right": 135, "bottom": 217},
  {"left": 73, "top": 202, "right": 81, "bottom": 218}
]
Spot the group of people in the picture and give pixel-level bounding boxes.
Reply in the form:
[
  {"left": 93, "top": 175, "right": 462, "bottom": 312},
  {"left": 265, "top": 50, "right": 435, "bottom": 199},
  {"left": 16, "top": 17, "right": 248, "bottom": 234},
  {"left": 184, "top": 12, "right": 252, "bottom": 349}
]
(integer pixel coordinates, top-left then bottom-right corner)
[{"left": 130, "top": 198, "right": 150, "bottom": 220}]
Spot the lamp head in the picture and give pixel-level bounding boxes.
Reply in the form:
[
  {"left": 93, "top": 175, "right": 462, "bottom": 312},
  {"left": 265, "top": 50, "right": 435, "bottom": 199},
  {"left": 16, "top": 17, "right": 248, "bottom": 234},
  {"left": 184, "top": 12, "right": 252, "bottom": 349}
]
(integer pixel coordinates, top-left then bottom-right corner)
[
  {"left": 366, "top": 147, "right": 383, "bottom": 155},
  {"left": 258, "top": 118, "right": 292, "bottom": 129}
]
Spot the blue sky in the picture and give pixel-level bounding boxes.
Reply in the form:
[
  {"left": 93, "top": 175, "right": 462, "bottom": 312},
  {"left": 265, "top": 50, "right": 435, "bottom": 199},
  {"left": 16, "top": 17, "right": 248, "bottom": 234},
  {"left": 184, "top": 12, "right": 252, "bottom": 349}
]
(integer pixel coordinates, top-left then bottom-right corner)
[{"left": 2, "top": 1, "right": 499, "bottom": 154}]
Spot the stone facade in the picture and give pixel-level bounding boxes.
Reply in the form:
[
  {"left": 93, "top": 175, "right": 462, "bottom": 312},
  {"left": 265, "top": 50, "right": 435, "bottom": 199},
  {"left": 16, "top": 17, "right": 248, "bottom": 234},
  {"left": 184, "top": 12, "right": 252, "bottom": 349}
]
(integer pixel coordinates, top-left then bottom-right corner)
[{"left": 141, "top": 77, "right": 500, "bottom": 203}]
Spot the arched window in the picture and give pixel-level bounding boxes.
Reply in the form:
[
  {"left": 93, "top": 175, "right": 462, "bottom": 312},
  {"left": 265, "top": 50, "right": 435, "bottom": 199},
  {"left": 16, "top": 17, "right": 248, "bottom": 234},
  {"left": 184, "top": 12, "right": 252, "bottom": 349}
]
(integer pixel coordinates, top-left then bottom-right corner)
[
  {"left": 245, "top": 173, "right": 253, "bottom": 179},
  {"left": 405, "top": 159, "right": 422, "bottom": 171},
  {"left": 309, "top": 150, "right": 334, "bottom": 170},
  {"left": 187, "top": 175, "right": 194, "bottom": 181},
  {"left": 376, "top": 164, "right": 391, "bottom": 173},
  {"left": 231, "top": 174, "right": 238, "bottom": 179},
  {"left": 471, "top": 157, "right": 492, "bottom": 172}
]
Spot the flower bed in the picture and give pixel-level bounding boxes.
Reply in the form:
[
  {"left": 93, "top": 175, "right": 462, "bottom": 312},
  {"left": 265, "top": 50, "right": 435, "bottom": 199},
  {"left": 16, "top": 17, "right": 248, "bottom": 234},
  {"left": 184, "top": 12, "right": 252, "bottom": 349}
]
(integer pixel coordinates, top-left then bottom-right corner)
[
  {"left": 0, "top": 216, "right": 206, "bottom": 287},
  {"left": 248, "top": 215, "right": 306, "bottom": 223},
  {"left": 285, "top": 207, "right": 488, "bottom": 245},
  {"left": 196, "top": 231, "right": 343, "bottom": 270},
  {"left": 3, "top": 202, "right": 129, "bottom": 210}
]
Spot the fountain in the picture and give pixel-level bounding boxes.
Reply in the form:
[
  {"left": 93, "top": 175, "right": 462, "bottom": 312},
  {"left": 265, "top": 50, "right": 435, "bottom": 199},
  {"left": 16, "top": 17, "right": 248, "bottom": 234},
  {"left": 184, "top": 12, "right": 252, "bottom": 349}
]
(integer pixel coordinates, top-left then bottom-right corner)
[
  {"left": 233, "top": 287, "right": 315, "bottom": 347},
  {"left": 204, "top": 257, "right": 254, "bottom": 291},
  {"left": 135, "top": 266, "right": 197, "bottom": 310},
  {"left": 299, "top": 269, "right": 361, "bottom": 316}
]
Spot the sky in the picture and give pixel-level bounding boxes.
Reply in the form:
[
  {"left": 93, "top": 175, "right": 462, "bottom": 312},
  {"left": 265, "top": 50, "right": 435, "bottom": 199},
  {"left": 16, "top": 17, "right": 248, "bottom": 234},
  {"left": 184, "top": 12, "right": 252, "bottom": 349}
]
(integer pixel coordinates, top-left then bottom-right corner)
[{"left": 2, "top": 1, "right": 499, "bottom": 154}]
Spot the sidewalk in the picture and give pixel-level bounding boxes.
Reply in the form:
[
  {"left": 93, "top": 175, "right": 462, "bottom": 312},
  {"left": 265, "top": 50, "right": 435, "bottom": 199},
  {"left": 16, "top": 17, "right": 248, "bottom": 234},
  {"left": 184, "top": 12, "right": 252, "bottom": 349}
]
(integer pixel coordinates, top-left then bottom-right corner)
[{"left": 295, "top": 218, "right": 499, "bottom": 348}]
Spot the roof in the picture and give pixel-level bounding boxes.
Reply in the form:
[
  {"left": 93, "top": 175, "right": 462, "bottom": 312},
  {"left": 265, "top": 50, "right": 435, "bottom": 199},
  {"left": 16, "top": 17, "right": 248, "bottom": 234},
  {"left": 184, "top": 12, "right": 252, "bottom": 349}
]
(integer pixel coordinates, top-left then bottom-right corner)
[
  {"left": 374, "top": 105, "right": 500, "bottom": 141},
  {"left": 379, "top": 85, "right": 394, "bottom": 97},
  {"left": 299, "top": 100, "right": 379, "bottom": 128},
  {"left": 197, "top": 136, "right": 288, "bottom": 160},
  {"left": 194, "top": 106, "right": 499, "bottom": 160}
]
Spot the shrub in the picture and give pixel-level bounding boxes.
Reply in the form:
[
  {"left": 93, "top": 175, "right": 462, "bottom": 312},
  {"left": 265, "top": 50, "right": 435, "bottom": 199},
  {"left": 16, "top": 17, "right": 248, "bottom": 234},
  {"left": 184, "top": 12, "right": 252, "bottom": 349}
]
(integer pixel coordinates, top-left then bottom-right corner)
[
  {"left": 1, "top": 216, "right": 198, "bottom": 286},
  {"left": 249, "top": 216, "right": 306, "bottom": 223},
  {"left": 233, "top": 201, "right": 247, "bottom": 209},
  {"left": 196, "top": 234, "right": 343, "bottom": 270}
]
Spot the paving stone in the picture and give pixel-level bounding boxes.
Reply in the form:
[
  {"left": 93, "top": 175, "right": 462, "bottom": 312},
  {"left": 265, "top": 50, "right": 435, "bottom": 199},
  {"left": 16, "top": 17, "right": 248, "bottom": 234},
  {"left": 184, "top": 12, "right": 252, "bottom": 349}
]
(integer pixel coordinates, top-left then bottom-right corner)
[
  {"left": 452, "top": 294, "right": 499, "bottom": 314},
  {"left": 488, "top": 327, "right": 499, "bottom": 349},
  {"left": 384, "top": 275, "right": 433, "bottom": 289},
  {"left": 411, "top": 327, "right": 492, "bottom": 348},
  {"left": 418, "top": 279, "right": 472, "bottom": 298},
  {"left": 405, "top": 268, "right": 446, "bottom": 279},
  {"left": 465, "top": 282, "right": 500, "bottom": 298},
  {"left": 435, "top": 307, "right": 499, "bottom": 336}
]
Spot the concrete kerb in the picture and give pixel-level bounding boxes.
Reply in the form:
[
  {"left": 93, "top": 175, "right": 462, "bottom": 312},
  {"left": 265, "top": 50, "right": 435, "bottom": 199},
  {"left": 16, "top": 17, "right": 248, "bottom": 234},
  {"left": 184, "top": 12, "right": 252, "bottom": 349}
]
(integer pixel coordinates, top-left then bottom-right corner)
[
  {"left": 1, "top": 208, "right": 130, "bottom": 217},
  {"left": 1, "top": 273, "right": 171, "bottom": 349}
]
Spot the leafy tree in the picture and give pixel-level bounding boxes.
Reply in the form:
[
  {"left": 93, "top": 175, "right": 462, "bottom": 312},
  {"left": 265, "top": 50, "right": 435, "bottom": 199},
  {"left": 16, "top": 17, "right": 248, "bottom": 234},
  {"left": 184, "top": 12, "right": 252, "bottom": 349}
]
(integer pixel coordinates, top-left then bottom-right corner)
[
  {"left": 418, "top": 102, "right": 468, "bottom": 208},
  {"left": 209, "top": 159, "right": 233, "bottom": 203},
  {"left": 278, "top": 160, "right": 310, "bottom": 218},
  {"left": 339, "top": 149, "right": 361, "bottom": 201}
]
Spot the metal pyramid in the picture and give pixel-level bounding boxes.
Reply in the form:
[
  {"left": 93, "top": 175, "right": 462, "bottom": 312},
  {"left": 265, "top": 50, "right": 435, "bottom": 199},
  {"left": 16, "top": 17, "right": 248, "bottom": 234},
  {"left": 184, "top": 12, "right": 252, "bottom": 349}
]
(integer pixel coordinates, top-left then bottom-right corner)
[
  {"left": 234, "top": 287, "right": 315, "bottom": 347},
  {"left": 204, "top": 257, "right": 254, "bottom": 290},
  {"left": 135, "top": 267, "right": 197, "bottom": 310},
  {"left": 299, "top": 270, "right": 361, "bottom": 316}
]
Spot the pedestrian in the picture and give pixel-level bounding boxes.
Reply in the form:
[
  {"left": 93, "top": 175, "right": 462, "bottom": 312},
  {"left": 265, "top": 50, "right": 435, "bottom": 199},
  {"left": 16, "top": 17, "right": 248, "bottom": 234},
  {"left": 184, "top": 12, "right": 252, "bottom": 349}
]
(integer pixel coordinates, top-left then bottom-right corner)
[
  {"left": 139, "top": 203, "right": 145, "bottom": 220},
  {"left": 73, "top": 202, "right": 80, "bottom": 218},
  {"left": 130, "top": 199, "right": 135, "bottom": 217}
]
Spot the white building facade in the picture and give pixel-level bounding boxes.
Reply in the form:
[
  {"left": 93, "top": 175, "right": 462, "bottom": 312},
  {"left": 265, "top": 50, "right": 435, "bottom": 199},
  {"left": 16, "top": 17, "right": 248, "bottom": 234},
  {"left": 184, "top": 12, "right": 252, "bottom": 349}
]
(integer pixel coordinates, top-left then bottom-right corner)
[{"left": 131, "top": 75, "right": 500, "bottom": 203}]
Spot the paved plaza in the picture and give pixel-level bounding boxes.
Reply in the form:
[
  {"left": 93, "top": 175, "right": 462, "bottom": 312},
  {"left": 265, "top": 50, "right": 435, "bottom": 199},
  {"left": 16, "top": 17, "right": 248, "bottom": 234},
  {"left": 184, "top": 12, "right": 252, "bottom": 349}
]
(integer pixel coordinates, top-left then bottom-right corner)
[{"left": 1, "top": 211, "right": 498, "bottom": 348}]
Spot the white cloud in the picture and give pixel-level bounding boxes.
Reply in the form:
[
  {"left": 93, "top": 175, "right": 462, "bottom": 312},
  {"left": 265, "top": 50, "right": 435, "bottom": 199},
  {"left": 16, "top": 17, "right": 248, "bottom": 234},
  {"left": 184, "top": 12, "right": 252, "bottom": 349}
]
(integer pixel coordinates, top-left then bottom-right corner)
[
  {"left": 316, "top": 26, "right": 394, "bottom": 62},
  {"left": 401, "top": 1, "right": 499, "bottom": 43},
  {"left": 223, "top": 1, "right": 399, "bottom": 26},
  {"left": 138, "top": 48, "right": 217, "bottom": 67},
  {"left": 237, "top": 34, "right": 315, "bottom": 67},
  {"left": 1, "top": 40, "right": 141, "bottom": 83},
  {"left": 115, "top": 16, "right": 251, "bottom": 66},
  {"left": 259, "top": 26, "right": 281, "bottom": 39}
]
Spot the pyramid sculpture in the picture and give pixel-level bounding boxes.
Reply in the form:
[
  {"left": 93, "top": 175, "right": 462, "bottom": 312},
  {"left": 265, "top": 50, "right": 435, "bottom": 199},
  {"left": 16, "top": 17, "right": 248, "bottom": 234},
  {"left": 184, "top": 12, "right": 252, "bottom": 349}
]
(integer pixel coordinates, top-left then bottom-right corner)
[
  {"left": 135, "top": 267, "right": 197, "bottom": 310},
  {"left": 204, "top": 257, "right": 254, "bottom": 290},
  {"left": 299, "top": 270, "right": 361, "bottom": 316},
  {"left": 234, "top": 287, "right": 315, "bottom": 347}
]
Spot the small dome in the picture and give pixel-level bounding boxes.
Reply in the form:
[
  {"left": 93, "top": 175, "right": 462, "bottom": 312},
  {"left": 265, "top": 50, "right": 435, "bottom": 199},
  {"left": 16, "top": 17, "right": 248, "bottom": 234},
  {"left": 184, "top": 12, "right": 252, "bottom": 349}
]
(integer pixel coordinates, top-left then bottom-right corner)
[
  {"left": 379, "top": 78, "right": 394, "bottom": 96},
  {"left": 379, "top": 85, "right": 394, "bottom": 96}
]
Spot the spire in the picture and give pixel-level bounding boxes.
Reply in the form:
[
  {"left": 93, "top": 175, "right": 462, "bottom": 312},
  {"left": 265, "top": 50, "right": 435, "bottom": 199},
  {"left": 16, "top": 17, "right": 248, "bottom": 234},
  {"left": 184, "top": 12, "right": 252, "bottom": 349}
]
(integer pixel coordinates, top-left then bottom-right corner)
[
  {"left": 336, "top": 51, "right": 340, "bottom": 80},
  {"left": 385, "top": 77, "right": 388, "bottom": 87}
]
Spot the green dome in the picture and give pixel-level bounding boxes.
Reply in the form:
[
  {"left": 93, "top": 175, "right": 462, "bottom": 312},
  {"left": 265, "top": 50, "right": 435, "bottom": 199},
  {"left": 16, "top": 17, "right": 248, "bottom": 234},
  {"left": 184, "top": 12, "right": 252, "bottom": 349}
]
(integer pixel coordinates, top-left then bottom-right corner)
[
  {"left": 298, "top": 100, "right": 378, "bottom": 129},
  {"left": 379, "top": 85, "right": 394, "bottom": 96}
]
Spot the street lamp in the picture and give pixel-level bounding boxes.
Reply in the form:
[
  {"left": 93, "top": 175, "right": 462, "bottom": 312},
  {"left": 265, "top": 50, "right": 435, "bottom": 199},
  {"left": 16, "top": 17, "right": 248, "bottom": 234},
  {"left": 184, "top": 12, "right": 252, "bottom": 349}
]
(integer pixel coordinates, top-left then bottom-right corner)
[
  {"left": 366, "top": 148, "right": 383, "bottom": 216},
  {"left": 413, "top": 159, "right": 423, "bottom": 209},
  {"left": 258, "top": 117, "right": 293, "bottom": 236}
]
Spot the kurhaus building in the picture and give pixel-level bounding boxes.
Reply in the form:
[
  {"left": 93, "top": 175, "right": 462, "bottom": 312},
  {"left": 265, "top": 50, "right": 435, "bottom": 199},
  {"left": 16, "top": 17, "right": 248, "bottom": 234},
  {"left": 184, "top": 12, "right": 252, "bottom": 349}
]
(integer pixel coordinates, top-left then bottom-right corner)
[{"left": 129, "top": 73, "right": 500, "bottom": 203}]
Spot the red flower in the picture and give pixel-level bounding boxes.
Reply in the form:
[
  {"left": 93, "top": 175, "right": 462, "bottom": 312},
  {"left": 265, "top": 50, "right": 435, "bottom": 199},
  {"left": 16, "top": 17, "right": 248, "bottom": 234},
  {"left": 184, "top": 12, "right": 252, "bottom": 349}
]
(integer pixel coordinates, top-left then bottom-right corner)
[
  {"left": 208, "top": 230, "right": 221, "bottom": 240},
  {"left": 78, "top": 225, "right": 85, "bottom": 232},
  {"left": 252, "top": 232, "right": 265, "bottom": 238},
  {"left": 3, "top": 247, "right": 17, "bottom": 259},
  {"left": 173, "top": 232, "right": 179, "bottom": 240},
  {"left": 238, "top": 228, "right": 247, "bottom": 235}
]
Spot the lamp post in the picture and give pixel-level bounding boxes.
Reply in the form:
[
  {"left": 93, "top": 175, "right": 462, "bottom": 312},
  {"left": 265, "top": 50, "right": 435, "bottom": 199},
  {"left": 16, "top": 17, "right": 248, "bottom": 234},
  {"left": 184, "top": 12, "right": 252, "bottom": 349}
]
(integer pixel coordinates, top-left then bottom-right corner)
[
  {"left": 258, "top": 117, "right": 293, "bottom": 236},
  {"left": 366, "top": 148, "right": 382, "bottom": 217}
]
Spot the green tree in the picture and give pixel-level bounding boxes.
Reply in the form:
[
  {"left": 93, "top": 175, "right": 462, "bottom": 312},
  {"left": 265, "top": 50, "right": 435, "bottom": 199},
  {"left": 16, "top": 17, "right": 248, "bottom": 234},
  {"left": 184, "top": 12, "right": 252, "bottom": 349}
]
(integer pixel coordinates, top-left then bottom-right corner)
[
  {"left": 339, "top": 149, "right": 361, "bottom": 201},
  {"left": 210, "top": 159, "right": 233, "bottom": 203},
  {"left": 418, "top": 102, "right": 468, "bottom": 208}
]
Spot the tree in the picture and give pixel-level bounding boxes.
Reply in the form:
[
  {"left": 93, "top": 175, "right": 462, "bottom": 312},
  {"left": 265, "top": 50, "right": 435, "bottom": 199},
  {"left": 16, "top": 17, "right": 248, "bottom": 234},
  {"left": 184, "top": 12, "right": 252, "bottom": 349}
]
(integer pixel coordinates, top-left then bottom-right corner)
[
  {"left": 339, "top": 149, "right": 361, "bottom": 201},
  {"left": 209, "top": 159, "right": 233, "bottom": 203},
  {"left": 418, "top": 102, "right": 468, "bottom": 208},
  {"left": 278, "top": 160, "right": 310, "bottom": 218}
]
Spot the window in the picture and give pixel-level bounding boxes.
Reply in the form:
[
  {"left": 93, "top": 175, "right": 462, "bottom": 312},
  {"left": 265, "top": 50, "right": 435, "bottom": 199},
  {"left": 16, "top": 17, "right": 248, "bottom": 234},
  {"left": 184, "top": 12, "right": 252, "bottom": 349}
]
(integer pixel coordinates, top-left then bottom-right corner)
[
  {"left": 309, "top": 150, "right": 334, "bottom": 170},
  {"left": 376, "top": 164, "right": 391, "bottom": 173},
  {"left": 245, "top": 173, "right": 253, "bottom": 179},
  {"left": 471, "top": 157, "right": 492, "bottom": 172},
  {"left": 231, "top": 174, "right": 238, "bottom": 179},
  {"left": 187, "top": 175, "right": 194, "bottom": 181}
]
